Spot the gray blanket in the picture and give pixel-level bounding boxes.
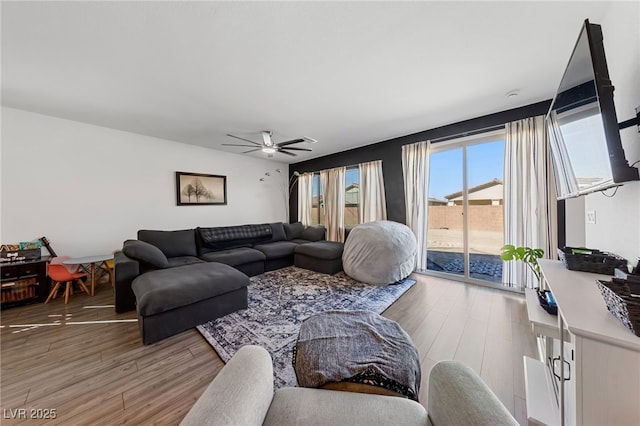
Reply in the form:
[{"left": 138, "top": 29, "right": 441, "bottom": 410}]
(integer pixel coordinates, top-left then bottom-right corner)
[{"left": 293, "top": 310, "right": 421, "bottom": 401}]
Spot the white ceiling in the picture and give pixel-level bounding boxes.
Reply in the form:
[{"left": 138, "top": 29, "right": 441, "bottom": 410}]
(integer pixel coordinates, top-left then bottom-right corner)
[{"left": 1, "top": 1, "right": 619, "bottom": 163}]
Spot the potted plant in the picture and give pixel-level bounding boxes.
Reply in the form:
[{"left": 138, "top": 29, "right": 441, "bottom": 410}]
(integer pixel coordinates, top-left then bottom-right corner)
[{"left": 500, "top": 245, "right": 544, "bottom": 281}]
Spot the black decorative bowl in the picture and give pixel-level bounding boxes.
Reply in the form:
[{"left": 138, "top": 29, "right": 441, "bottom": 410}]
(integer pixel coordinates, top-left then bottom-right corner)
[{"left": 536, "top": 289, "right": 557, "bottom": 315}]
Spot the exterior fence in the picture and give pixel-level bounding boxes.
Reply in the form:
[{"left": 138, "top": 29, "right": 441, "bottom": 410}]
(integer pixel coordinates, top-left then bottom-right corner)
[
  {"left": 310, "top": 205, "right": 503, "bottom": 233},
  {"left": 310, "top": 207, "right": 359, "bottom": 226},
  {"left": 428, "top": 205, "right": 503, "bottom": 232}
]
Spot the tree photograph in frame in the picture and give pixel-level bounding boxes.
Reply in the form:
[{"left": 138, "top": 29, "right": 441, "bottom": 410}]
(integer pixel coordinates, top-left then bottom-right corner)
[{"left": 175, "top": 172, "right": 227, "bottom": 205}]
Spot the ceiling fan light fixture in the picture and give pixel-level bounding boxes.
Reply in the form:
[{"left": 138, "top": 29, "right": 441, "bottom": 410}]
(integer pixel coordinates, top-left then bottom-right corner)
[
  {"left": 261, "top": 131, "right": 273, "bottom": 146},
  {"left": 225, "top": 130, "right": 316, "bottom": 157}
]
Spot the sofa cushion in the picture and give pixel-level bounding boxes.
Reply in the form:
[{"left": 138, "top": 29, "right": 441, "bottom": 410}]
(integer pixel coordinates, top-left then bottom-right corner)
[
  {"left": 284, "top": 222, "right": 304, "bottom": 240},
  {"left": 291, "top": 238, "right": 313, "bottom": 245},
  {"left": 199, "top": 247, "right": 266, "bottom": 266},
  {"left": 253, "top": 241, "right": 298, "bottom": 260},
  {"left": 270, "top": 223, "right": 287, "bottom": 242},
  {"left": 198, "top": 224, "right": 272, "bottom": 250},
  {"left": 122, "top": 239, "right": 169, "bottom": 269},
  {"left": 295, "top": 241, "right": 344, "bottom": 260},
  {"left": 138, "top": 229, "right": 197, "bottom": 258},
  {"left": 167, "top": 256, "right": 206, "bottom": 267},
  {"left": 198, "top": 241, "right": 253, "bottom": 255},
  {"left": 302, "top": 225, "right": 326, "bottom": 242},
  {"left": 132, "top": 262, "right": 249, "bottom": 316},
  {"left": 264, "top": 387, "right": 429, "bottom": 426}
]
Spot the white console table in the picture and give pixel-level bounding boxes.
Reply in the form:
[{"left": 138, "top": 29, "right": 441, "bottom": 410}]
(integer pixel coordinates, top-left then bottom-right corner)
[{"left": 524, "top": 259, "right": 640, "bottom": 426}]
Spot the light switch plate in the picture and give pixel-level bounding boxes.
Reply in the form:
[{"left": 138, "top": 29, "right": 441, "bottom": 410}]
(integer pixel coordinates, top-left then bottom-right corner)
[{"left": 586, "top": 210, "right": 596, "bottom": 224}]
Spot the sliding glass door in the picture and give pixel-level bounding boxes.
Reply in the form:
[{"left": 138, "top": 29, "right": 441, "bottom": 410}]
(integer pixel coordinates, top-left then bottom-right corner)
[
  {"left": 426, "top": 131, "right": 505, "bottom": 285},
  {"left": 426, "top": 147, "right": 464, "bottom": 277}
]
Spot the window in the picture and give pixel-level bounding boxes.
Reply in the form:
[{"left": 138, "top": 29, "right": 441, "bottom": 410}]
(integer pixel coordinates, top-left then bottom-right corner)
[
  {"left": 311, "top": 173, "right": 322, "bottom": 225},
  {"left": 344, "top": 167, "right": 359, "bottom": 227},
  {"left": 307, "top": 168, "right": 360, "bottom": 226}
]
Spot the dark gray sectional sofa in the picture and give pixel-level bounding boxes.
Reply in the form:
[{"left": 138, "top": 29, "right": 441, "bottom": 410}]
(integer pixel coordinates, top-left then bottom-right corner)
[
  {"left": 114, "top": 222, "right": 325, "bottom": 314},
  {"left": 115, "top": 221, "right": 327, "bottom": 344}
]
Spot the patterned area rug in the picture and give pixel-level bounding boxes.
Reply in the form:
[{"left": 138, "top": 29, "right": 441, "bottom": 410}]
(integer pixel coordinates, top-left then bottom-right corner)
[{"left": 197, "top": 266, "right": 416, "bottom": 388}]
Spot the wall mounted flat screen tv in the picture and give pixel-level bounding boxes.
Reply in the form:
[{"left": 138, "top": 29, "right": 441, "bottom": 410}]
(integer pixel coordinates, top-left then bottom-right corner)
[{"left": 546, "top": 19, "right": 639, "bottom": 200}]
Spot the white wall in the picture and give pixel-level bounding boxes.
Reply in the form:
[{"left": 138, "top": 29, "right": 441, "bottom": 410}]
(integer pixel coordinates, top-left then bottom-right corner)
[
  {"left": 583, "top": 3, "right": 640, "bottom": 267},
  {"left": 564, "top": 196, "right": 586, "bottom": 247},
  {"left": 1, "top": 107, "right": 289, "bottom": 257}
]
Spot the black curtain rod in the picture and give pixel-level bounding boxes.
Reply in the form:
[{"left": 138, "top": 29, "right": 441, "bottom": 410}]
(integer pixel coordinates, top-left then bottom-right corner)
[
  {"left": 430, "top": 124, "right": 506, "bottom": 144},
  {"left": 293, "top": 124, "right": 506, "bottom": 175},
  {"left": 296, "top": 161, "right": 374, "bottom": 174}
]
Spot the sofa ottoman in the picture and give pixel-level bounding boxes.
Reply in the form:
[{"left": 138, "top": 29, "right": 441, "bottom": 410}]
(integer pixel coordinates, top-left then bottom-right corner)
[
  {"left": 293, "top": 310, "right": 421, "bottom": 401},
  {"left": 294, "top": 241, "right": 344, "bottom": 275},
  {"left": 132, "top": 262, "right": 249, "bottom": 345}
]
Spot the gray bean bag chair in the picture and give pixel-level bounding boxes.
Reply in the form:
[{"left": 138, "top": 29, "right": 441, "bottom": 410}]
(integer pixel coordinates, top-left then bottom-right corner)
[{"left": 342, "top": 221, "right": 417, "bottom": 285}]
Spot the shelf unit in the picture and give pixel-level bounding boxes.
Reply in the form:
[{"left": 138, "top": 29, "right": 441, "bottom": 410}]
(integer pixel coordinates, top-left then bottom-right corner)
[
  {"left": 0, "top": 257, "right": 50, "bottom": 308},
  {"left": 524, "top": 260, "right": 640, "bottom": 425}
]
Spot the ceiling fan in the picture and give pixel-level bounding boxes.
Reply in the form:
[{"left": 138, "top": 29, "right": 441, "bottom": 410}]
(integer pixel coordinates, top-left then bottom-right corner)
[{"left": 223, "top": 131, "right": 317, "bottom": 157}]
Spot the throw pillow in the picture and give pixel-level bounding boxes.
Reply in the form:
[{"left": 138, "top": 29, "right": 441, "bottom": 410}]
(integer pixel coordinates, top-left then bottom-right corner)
[
  {"left": 137, "top": 229, "right": 197, "bottom": 257},
  {"left": 283, "top": 222, "right": 304, "bottom": 240},
  {"left": 302, "top": 225, "right": 326, "bottom": 242},
  {"left": 270, "top": 222, "right": 287, "bottom": 242},
  {"left": 122, "top": 239, "right": 169, "bottom": 269}
]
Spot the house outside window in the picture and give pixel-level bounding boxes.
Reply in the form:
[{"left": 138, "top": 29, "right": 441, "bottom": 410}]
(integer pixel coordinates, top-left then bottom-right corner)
[
  {"left": 344, "top": 167, "right": 359, "bottom": 227},
  {"left": 311, "top": 173, "right": 322, "bottom": 225},
  {"left": 308, "top": 167, "right": 360, "bottom": 227}
]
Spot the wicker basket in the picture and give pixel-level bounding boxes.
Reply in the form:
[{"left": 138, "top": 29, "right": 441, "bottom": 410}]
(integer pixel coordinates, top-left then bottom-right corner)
[
  {"left": 597, "top": 278, "right": 640, "bottom": 337},
  {"left": 558, "top": 247, "right": 627, "bottom": 275}
]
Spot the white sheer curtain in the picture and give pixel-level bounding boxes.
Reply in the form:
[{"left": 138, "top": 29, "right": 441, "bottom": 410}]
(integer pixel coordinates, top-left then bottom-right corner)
[
  {"left": 320, "top": 166, "right": 346, "bottom": 242},
  {"left": 402, "top": 141, "right": 431, "bottom": 271},
  {"left": 297, "top": 172, "right": 314, "bottom": 226},
  {"left": 358, "top": 160, "right": 387, "bottom": 223},
  {"left": 503, "top": 115, "right": 558, "bottom": 289}
]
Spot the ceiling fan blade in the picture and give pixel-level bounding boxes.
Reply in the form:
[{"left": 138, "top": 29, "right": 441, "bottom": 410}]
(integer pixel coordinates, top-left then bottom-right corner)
[
  {"left": 226, "top": 134, "right": 262, "bottom": 146},
  {"left": 242, "top": 148, "right": 262, "bottom": 154},
  {"left": 277, "top": 149, "right": 297, "bottom": 156},
  {"left": 280, "top": 147, "right": 312, "bottom": 152},
  {"left": 277, "top": 138, "right": 305, "bottom": 147},
  {"left": 222, "top": 144, "right": 262, "bottom": 148}
]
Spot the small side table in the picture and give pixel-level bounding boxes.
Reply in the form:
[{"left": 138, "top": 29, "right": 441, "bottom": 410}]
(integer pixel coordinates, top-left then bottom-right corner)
[
  {"left": 63, "top": 254, "right": 113, "bottom": 296},
  {"left": 1, "top": 257, "right": 51, "bottom": 308}
]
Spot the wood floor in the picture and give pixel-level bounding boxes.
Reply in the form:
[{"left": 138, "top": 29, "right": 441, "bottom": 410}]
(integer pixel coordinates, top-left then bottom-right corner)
[{"left": 0, "top": 273, "right": 537, "bottom": 425}]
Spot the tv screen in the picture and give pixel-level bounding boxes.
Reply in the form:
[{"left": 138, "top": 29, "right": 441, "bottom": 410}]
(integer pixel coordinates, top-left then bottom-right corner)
[{"left": 546, "top": 19, "right": 639, "bottom": 199}]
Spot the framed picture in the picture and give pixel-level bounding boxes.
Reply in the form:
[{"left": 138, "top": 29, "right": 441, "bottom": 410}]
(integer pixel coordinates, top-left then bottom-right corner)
[{"left": 175, "top": 172, "right": 227, "bottom": 206}]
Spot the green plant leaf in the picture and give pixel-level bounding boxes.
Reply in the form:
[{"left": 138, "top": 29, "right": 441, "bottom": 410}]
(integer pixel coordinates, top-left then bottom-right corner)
[
  {"left": 501, "top": 252, "right": 514, "bottom": 261},
  {"left": 500, "top": 244, "right": 544, "bottom": 283},
  {"left": 500, "top": 244, "right": 515, "bottom": 261}
]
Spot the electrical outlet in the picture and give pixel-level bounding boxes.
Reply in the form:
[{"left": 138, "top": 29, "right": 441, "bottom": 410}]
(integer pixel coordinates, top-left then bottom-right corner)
[{"left": 586, "top": 210, "right": 596, "bottom": 224}]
